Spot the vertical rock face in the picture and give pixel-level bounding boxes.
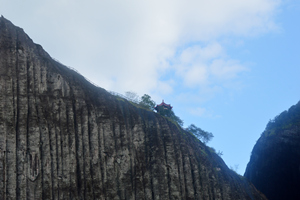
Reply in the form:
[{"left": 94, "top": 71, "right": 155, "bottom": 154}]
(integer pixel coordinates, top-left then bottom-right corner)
[
  {"left": 0, "top": 17, "right": 266, "bottom": 200},
  {"left": 245, "top": 101, "right": 300, "bottom": 200}
]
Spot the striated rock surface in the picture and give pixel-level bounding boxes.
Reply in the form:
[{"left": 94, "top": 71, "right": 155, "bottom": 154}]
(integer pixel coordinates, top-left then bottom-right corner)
[
  {"left": 0, "top": 16, "right": 266, "bottom": 200},
  {"left": 245, "top": 101, "right": 300, "bottom": 200}
]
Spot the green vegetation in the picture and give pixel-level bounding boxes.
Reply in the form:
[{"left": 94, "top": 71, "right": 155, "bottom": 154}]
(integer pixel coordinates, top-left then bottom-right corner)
[
  {"left": 186, "top": 124, "right": 214, "bottom": 144},
  {"left": 115, "top": 91, "right": 216, "bottom": 145},
  {"left": 155, "top": 105, "right": 184, "bottom": 126},
  {"left": 208, "top": 146, "right": 216, "bottom": 153},
  {"left": 265, "top": 101, "right": 300, "bottom": 136},
  {"left": 125, "top": 91, "right": 139, "bottom": 102},
  {"left": 200, "top": 149, "right": 208, "bottom": 156},
  {"left": 139, "top": 94, "right": 156, "bottom": 111}
]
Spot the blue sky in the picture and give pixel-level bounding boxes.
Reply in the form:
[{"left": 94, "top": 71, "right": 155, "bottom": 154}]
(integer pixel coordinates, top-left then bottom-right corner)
[{"left": 1, "top": 0, "right": 299, "bottom": 174}]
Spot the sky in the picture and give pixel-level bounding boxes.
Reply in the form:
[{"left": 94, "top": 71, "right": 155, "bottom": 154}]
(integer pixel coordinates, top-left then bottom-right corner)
[{"left": 1, "top": 0, "right": 299, "bottom": 174}]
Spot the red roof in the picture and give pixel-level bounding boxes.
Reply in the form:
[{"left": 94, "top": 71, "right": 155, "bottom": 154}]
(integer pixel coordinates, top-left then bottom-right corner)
[{"left": 155, "top": 100, "right": 173, "bottom": 110}]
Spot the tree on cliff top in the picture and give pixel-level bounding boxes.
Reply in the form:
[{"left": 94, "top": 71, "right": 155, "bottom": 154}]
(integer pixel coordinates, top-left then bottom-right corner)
[
  {"left": 139, "top": 94, "right": 156, "bottom": 111},
  {"left": 186, "top": 124, "right": 214, "bottom": 144},
  {"left": 125, "top": 91, "right": 140, "bottom": 102}
]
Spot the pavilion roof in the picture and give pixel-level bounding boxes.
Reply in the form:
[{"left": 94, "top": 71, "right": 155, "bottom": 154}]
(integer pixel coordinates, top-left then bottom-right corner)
[{"left": 155, "top": 100, "right": 173, "bottom": 110}]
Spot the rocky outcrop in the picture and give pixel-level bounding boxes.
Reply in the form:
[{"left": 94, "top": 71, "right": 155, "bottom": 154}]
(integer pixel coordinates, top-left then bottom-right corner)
[
  {"left": 245, "top": 101, "right": 300, "bottom": 200},
  {"left": 0, "top": 16, "right": 266, "bottom": 199}
]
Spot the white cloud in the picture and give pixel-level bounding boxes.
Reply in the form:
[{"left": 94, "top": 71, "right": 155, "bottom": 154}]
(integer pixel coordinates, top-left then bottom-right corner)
[
  {"left": 179, "top": 43, "right": 223, "bottom": 64},
  {"left": 210, "top": 59, "right": 248, "bottom": 80},
  {"left": 173, "top": 42, "right": 248, "bottom": 89},
  {"left": 183, "top": 65, "right": 208, "bottom": 86},
  {"left": 0, "top": 0, "right": 281, "bottom": 97},
  {"left": 189, "top": 107, "right": 207, "bottom": 117},
  {"left": 188, "top": 106, "right": 222, "bottom": 119}
]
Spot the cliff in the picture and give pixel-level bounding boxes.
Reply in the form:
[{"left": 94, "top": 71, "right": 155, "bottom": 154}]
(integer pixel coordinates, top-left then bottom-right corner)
[
  {"left": 0, "top": 16, "right": 266, "bottom": 200},
  {"left": 245, "top": 101, "right": 300, "bottom": 200}
]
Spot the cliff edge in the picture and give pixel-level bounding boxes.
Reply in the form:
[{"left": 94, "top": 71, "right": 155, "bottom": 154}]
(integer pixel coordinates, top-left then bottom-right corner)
[
  {"left": 0, "top": 16, "right": 266, "bottom": 200},
  {"left": 245, "top": 101, "right": 300, "bottom": 200}
]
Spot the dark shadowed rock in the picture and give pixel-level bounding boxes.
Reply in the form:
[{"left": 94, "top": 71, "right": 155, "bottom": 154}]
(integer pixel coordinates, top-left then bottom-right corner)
[
  {"left": 0, "top": 16, "right": 266, "bottom": 199},
  {"left": 245, "top": 101, "right": 300, "bottom": 200}
]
